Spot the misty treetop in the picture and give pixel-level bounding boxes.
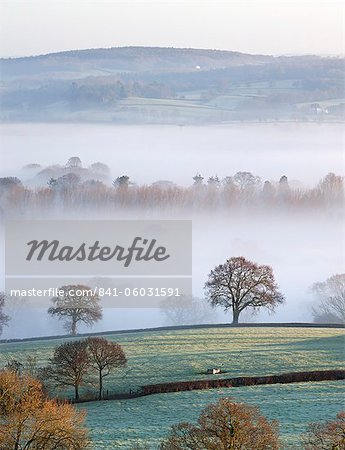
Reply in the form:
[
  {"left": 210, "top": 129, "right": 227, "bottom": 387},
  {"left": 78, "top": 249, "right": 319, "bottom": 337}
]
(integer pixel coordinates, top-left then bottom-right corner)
[
  {"left": 311, "top": 274, "right": 345, "bottom": 325},
  {"left": 0, "top": 159, "right": 343, "bottom": 216}
]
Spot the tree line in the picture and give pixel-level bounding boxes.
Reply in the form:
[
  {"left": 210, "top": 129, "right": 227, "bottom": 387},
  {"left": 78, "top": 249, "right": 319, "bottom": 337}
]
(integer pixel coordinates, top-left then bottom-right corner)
[
  {"left": 0, "top": 156, "right": 344, "bottom": 214},
  {"left": 0, "top": 258, "right": 344, "bottom": 340},
  {"left": 4, "top": 336, "right": 127, "bottom": 403}
]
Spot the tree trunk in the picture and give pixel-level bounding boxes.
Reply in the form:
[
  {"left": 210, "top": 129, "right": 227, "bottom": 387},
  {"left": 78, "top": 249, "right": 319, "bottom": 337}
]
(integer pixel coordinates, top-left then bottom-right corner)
[
  {"left": 232, "top": 308, "right": 240, "bottom": 324},
  {"left": 71, "top": 318, "right": 77, "bottom": 336},
  {"left": 99, "top": 369, "right": 103, "bottom": 400},
  {"left": 75, "top": 384, "right": 79, "bottom": 401}
]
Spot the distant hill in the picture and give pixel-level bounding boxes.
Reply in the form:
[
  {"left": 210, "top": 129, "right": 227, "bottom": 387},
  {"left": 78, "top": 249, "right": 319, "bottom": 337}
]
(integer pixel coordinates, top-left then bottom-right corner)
[
  {"left": 0, "top": 47, "right": 273, "bottom": 79},
  {"left": 0, "top": 46, "right": 344, "bottom": 123}
]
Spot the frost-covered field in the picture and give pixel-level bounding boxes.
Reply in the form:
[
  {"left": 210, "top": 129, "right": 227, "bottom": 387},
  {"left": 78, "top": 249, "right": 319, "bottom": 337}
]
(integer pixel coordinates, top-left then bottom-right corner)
[
  {"left": 0, "top": 327, "right": 344, "bottom": 448},
  {"left": 0, "top": 327, "right": 344, "bottom": 394},
  {"left": 80, "top": 381, "right": 345, "bottom": 449}
]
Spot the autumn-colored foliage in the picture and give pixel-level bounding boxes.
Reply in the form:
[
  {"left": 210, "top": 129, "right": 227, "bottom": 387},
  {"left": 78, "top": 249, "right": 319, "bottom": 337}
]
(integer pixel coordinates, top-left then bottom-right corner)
[
  {"left": 0, "top": 370, "right": 89, "bottom": 449},
  {"left": 302, "top": 411, "right": 345, "bottom": 450},
  {"left": 160, "top": 397, "right": 280, "bottom": 450}
]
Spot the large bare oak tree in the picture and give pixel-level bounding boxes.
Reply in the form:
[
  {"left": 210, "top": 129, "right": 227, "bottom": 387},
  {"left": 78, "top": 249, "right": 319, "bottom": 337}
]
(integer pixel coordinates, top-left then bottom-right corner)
[{"left": 204, "top": 256, "right": 284, "bottom": 324}]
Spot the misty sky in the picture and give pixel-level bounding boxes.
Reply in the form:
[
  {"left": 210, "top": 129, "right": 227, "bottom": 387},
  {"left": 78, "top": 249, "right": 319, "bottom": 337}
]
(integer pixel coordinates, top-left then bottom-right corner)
[{"left": 0, "top": 0, "right": 344, "bottom": 58}]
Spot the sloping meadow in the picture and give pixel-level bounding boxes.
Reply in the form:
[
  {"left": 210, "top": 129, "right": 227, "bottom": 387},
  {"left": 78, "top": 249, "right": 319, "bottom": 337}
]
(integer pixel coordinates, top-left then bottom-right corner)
[
  {"left": 1, "top": 326, "right": 344, "bottom": 448},
  {"left": 0, "top": 327, "right": 344, "bottom": 395}
]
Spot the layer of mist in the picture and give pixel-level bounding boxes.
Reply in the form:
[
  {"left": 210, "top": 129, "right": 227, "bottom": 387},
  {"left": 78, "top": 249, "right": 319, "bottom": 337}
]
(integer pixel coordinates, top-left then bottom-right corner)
[
  {"left": 0, "top": 123, "right": 344, "bottom": 186},
  {"left": 0, "top": 123, "right": 344, "bottom": 339}
]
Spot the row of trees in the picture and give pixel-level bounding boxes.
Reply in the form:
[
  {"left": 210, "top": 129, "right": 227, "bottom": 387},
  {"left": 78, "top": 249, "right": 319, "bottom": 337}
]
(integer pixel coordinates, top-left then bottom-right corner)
[
  {"left": 5, "top": 337, "right": 126, "bottom": 402},
  {"left": 0, "top": 171, "right": 343, "bottom": 214},
  {"left": 45, "top": 337, "right": 126, "bottom": 401},
  {"left": 0, "top": 260, "right": 344, "bottom": 340}
]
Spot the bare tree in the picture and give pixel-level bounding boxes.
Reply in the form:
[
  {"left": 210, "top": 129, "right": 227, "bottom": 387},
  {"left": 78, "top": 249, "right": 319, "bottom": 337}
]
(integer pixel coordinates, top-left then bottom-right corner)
[
  {"left": 160, "top": 398, "right": 280, "bottom": 450},
  {"left": 160, "top": 295, "right": 217, "bottom": 326},
  {"left": 48, "top": 285, "right": 102, "bottom": 335},
  {"left": 46, "top": 340, "right": 91, "bottom": 401},
  {"left": 233, "top": 171, "right": 261, "bottom": 192},
  {"left": 66, "top": 156, "right": 82, "bottom": 168},
  {"left": 0, "top": 292, "right": 9, "bottom": 336},
  {"left": 89, "top": 162, "right": 110, "bottom": 177},
  {"left": 311, "top": 274, "right": 345, "bottom": 324},
  {"left": 55, "top": 173, "right": 81, "bottom": 191},
  {"left": 317, "top": 172, "right": 344, "bottom": 202},
  {"left": 302, "top": 411, "right": 345, "bottom": 449},
  {"left": 205, "top": 256, "right": 284, "bottom": 324},
  {"left": 86, "top": 337, "right": 127, "bottom": 400}
]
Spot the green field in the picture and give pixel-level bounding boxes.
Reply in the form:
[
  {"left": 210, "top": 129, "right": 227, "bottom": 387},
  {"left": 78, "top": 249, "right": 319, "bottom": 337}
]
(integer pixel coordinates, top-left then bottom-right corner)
[{"left": 1, "top": 327, "right": 344, "bottom": 449}]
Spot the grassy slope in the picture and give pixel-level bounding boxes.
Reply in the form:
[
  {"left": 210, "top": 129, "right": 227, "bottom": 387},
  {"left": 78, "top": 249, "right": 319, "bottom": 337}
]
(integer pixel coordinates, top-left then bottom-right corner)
[
  {"left": 1, "top": 327, "right": 344, "bottom": 449},
  {"left": 0, "top": 327, "right": 344, "bottom": 394}
]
